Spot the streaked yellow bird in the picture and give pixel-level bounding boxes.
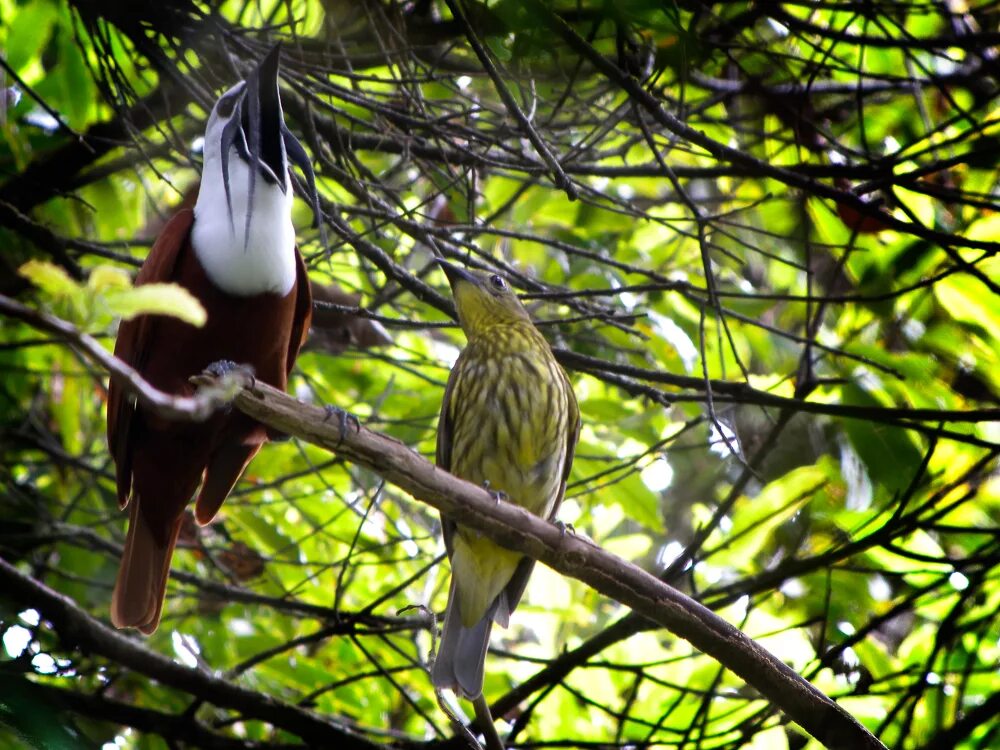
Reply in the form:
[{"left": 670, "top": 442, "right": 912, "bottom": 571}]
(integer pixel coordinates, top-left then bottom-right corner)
[{"left": 432, "top": 260, "right": 580, "bottom": 700}]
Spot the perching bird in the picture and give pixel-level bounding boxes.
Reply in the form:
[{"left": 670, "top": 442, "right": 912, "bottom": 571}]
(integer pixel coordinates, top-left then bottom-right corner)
[
  {"left": 106, "top": 46, "right": 317, "bottom": 633},
  {"left": 432, "top": 260, "right": 580, "bottom": 699}
]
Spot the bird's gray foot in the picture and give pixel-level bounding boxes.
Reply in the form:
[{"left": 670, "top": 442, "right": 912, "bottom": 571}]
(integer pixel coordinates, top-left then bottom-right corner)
[
  {"left": 205, "top": 359, "right": 255, "bottom": 385},
  {"left": 482, "top": 480, "right": 507, "bottom": 505},
  {"left": 554, "top": 520, "right": 575, "bottom": 537},
  {"left": 323, "top": 404, "right": 360, "bottom": 446}
]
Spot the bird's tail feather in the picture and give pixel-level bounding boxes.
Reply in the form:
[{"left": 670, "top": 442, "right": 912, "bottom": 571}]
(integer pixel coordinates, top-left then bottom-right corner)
[
  {"left": 433, "top": 579, "right": 494, "bottom": 699},
  {"left": 110, "top": 497, "right": 181, "bottom": 634},
  {"left": 195, "top": 439, "right": 260, "bottom": 525}
]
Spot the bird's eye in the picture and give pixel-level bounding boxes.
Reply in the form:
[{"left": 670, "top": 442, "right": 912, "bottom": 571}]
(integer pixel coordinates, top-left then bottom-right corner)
[
  {"left": 216, "top": 92, "right": 239, "bottom": 119},
  {"left": 489, "top": 274, "right": 507, "bottom": 290}
]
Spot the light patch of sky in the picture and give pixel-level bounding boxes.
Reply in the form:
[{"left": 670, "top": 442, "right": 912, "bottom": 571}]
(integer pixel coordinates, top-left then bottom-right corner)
[
  {"left": 558, "top": 498, "right": 582, "bottom": 527},
  {"left": 25, "top": 110, "right": 59, "bottom": 132},
  {"left": 780, "top": 578, "right": 805, "bottom": 598},
  {"left": 840, "top": 439, "right": 872, "bottom": 510},
  {"left": 869, "top": 574, "right": 892, "bottom": 601},
  {"left": 696, "top": 561, "right": 724, "bottom": 585},
  {"left": 766, "top": 19, "right": 789, "bottom": 37},
  {"left": 102, "top": 732, "right": 130, "bottom": 750},
  {"left": 31, "top": 652, "right": 57, "bottom": 674},
  {"left": 730, "top": 594, "right": 749, "bottom": 621},
  {"left": 852, "top": 365, "right": 885, "bottom": 394},
  {"left": 656, "top": 540, "right": 685, "bottom": 569},
  {"left": 3, "top": 625, "right": 32, "bottom": 658},
  {"left": 641, "top": 457, "right": 673, "bottom": 493},
  {"left": 433, "top": 338, "right": 460, "bottom": 369},
  {"left": 396, "top": 517, "right": 420, "bottom": 558},
  {"left": 172, "top": 631, "right": 201, "bottom": 669},
  {"left": 229, "top": 618, "right": 255, "bottom": 637},
  {"left": 708, "top": 419, "right": 741, "bottom": 459},
  {"left": 647, "top": 310, "right": 697, "bottom": 372}
]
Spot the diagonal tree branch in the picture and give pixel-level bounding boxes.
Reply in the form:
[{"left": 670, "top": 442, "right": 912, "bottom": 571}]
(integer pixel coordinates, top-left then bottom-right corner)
[
  {"left": 0, "top": 293, "right": 243, "bottom": 423},
  {"left": 224, "top": 378, "right": 887, "bottom": 750},
  {"left": 0, "top": 557, "right": 381, "bottom": 748}
]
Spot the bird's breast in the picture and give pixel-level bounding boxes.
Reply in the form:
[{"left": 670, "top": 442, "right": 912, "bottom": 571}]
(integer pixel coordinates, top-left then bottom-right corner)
[
  {"left": 191, "top": 151, "right": 296, "bottom": 297},
  {"left": 449, "top": 350, "right": 569, "bottom": 517}
]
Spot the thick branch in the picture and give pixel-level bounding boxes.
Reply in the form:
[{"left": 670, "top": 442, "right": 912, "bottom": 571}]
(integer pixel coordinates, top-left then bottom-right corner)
[
  {"left": 227, "top": 380, "right": 887, "bottom": 750},
  {"left": 1, "top": 676, "right": 301, "bottom": 750},
  {"left": 0, "top": 558, "right": 379, "bottom": 748}
]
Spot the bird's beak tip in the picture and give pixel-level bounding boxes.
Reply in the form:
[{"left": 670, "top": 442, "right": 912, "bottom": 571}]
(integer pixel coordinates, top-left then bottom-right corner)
[{"left": 257, "top": 43, "right": 282, "bottom": 85}]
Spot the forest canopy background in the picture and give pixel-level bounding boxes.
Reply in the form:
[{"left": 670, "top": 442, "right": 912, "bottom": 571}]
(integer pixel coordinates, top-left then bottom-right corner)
[{"left": 1, "top": 1, "right": 1000, "bottom": 749}]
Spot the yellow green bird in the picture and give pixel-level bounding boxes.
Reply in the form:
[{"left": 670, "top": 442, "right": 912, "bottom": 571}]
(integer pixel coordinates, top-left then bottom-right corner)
[{"left": 432, "top": 260, "right": 580, "bottom": 699}]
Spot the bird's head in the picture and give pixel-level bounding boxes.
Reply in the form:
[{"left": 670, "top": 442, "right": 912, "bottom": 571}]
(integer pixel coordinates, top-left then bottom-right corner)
[
  {"left": 202, "top": 44, "right": 319, "bottom": 215},
  {"left": 437, "top": 259, "right": 532, "bottom": 338}
]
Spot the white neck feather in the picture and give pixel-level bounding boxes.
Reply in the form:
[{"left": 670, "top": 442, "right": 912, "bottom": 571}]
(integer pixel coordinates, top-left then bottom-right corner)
[{"left": 191, "top": 149, "right": 296, "bottom": 297}]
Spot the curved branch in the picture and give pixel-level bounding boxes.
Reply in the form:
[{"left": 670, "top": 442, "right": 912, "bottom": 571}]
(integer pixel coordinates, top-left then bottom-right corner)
[
  {"left": 0, "top": 557, "right": 380, "bottom": 748},
  {"left": 226, "top": 378, "right": 887, "bottom": 750},
  {"left": 0, "top": 293, "right": 239, "bottom": 423}
]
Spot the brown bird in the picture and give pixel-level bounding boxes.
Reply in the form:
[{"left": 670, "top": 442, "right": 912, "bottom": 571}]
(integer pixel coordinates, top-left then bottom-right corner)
[{"left": 107, "top": 47, "right": 316, "bottom": 633}]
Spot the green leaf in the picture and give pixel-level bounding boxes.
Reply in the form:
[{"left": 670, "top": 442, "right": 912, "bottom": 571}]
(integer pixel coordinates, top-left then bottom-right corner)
[
  {"left": 86, "top": 265, "right": 131, "bottom": 293},
  {"left": 4, "top": 0, "right": 58, "bottom": 73},
  {"left": 18, "top": 259, "right": 80, "bottom": 297},
  {"left": 104, "top": 284, "right": 207, "bottom": 327},
  {"left": 840, "top": 383, "right": 924, "bottom": 494}
]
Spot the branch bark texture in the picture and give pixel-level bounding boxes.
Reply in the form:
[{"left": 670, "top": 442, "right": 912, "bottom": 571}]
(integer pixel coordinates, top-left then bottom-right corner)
[{"left": 231, "top": 380, "right": 887, "bottom": 750}]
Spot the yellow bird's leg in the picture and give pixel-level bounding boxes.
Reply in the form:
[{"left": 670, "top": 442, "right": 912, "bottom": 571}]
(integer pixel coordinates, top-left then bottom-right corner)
[
  {"left": 472, "top": 694, "right": 505, "bottom": 750},
  {"left": 481, "top": 480, "right": 507, "bottom": 505}
]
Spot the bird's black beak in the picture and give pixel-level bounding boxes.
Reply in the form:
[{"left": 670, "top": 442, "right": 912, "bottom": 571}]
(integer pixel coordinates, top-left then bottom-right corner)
[
  {"left": 243, "top": 43, "right": 286, "bottom": 187},
  {"left": 218, "top": 44, "right": 323, "bottom": 240},
  {"left": 437, "top": 259, "right": 480, "bottom": 288}
]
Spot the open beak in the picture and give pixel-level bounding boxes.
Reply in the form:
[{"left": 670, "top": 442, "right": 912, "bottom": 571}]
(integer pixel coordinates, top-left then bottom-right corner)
[
  {"left": 243, "top": 43, "right": 286, "bottom": 187},
  {"left": 436, "top": 259, "right": 481, "bottom": 289},
  {"left": 229, "top": 44, "right": 288, "bottom": 192},
  {"left": 218, "top": 43, "right": 287, "bottom": 203},
  {"left": 219, "top": 44, "right": 323, "bottom": 240}
]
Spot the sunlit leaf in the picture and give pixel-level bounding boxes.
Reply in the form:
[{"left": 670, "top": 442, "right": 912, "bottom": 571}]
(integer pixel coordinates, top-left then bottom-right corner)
[{"left": 104, "top": 284, "right": 207, "bottom": 327}]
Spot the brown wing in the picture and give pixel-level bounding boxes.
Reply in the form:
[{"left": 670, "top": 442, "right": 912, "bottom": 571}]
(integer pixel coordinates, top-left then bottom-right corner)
[
  {"left": 260, "top": 246, "right": 313, "bottom": 443},
  {"left": 107, "top": 209, "right": 195, "bottom": 509},
  {"left": 285, "top": 247, "right": 313, "bottom": 377}
]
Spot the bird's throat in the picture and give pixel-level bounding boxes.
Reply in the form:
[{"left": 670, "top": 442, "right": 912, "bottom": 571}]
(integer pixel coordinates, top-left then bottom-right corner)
[{"left": 191, "top": 151, "right": 296, "bottom": 297}]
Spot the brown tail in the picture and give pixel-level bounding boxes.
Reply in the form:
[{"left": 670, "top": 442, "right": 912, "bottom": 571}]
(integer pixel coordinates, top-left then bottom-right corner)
[
  {"left": 195, "top": 439, "right": 260, "bottom": 525},
  {"left": 111, "top": 497, "right": 182, "bottom": 634}
]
